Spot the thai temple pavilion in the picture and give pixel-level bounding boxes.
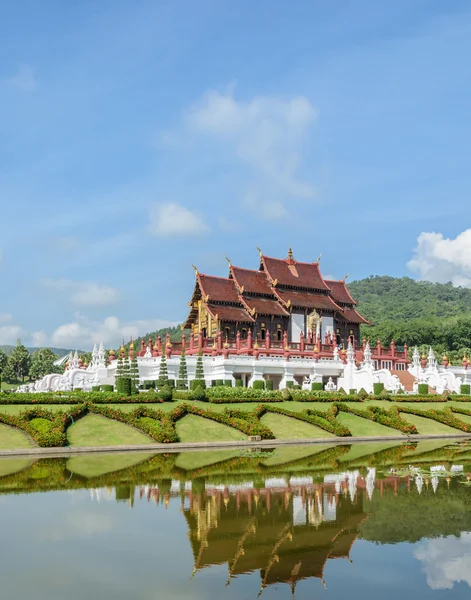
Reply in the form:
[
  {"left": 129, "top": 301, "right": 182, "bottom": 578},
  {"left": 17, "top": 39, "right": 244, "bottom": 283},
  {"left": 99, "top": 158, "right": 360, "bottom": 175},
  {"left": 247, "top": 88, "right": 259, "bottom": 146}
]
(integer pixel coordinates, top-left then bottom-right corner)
[{"left": 184, "top": 248, "right": 368, "bottom": 347}]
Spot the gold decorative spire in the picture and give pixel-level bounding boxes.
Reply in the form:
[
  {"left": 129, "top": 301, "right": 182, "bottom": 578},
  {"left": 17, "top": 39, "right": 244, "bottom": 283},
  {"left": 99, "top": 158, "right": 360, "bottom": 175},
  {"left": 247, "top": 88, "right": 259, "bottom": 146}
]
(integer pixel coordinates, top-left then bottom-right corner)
[
  {"left": 192, "top": 264, "right": 199, "bottom": 276},
  {"left": 287, "top": 246, "right": 293, "bottom": 260},
  {"left": 344, "top": 273, "right": 350, "bottom": 281},
  {"left": 225, "top": 256, "right": 232, "bottom": 267},
  {"left": 256, "top": 246, "right": 263, "bottom": 258},
  {"left": 317, "top": 252, "right": 322, "bottom": 262}
]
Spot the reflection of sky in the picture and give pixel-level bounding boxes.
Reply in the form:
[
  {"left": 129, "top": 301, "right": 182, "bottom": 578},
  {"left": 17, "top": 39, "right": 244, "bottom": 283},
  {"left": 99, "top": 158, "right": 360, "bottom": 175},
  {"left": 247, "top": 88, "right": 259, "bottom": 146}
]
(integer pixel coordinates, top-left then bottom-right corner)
[{"left": 0, "top": 490, "right": 470, "bottom": 599}]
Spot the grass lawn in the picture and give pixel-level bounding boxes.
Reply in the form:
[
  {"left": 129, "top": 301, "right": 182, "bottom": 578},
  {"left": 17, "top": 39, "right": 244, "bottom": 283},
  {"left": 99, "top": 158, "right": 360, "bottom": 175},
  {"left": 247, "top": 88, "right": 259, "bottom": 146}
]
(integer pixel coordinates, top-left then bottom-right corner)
[
  {"left": 175, "top": 449, "right": 240, "bottom": 470},
  {"left": 176, "top": 415, "right": 246, "bottom": 443},
  {"left": 336, "top": 412, "right": 403, "bottom": 437},
  {"left": 260, "top": 413, "right": 335, "bottom": 439},
  {"left": 67, "top": 414, "right": 153, "bottom": 447},
  {"left": 338, "top": 441, "right": 403, "bottom": 464},
  {"left": 0, "top": 423, "right": 35, "bottom": 449},
  {"left": 260, "top": 444, "right": 335, "bottom": 466},
  {"left": 399, "top": 413, "right": 462, "bottom": 435},
  {"left": 67, "top": 453, "right": 154, "bottom": 478},
  {"left": 0, "top": 458, "right": 34, "bottom": 478}
]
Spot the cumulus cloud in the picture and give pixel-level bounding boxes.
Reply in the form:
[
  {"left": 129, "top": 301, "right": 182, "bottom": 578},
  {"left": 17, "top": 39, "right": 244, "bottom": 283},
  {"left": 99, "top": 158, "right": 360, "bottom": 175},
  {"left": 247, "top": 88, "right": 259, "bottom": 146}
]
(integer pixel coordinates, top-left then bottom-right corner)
[
  {"left": 185, "top": 87, "right": 318, "bottom": 218},
  {"left": 8, "top": 63, "right": 37, "bottom": 91},
  {"left": 408, "top": 229, "right": 471, "bottom": 287},
  {"left": 415, "top": 534, "right": 471, "bottom": 589},
  {"left": 148, "top": 202, "right": 209, "bottom": 237},
  {"left": 30, "top": 330, "right": 49, "bottom": 348},
  {"left": 41, "top": 279, "right": 120, "bottom": 307},
  {"left": 50, "top": 315, "right": 178, "bottom": 349},
  {"left": 0, "top": 324, "right": 26, "bottom": 345}
]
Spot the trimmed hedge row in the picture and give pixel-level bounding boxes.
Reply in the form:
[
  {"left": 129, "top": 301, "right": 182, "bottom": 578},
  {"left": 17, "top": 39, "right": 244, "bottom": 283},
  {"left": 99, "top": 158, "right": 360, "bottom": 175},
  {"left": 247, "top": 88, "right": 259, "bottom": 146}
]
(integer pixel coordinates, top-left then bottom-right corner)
[
  {"left": 253, "top": 404, "right": 351, "bottom": 437},
  {"left": 397, "top": 406, "right": 471, "bottom": 433},
  {"left": 333, "top": 403, "right": 419, "bottom": 435}
]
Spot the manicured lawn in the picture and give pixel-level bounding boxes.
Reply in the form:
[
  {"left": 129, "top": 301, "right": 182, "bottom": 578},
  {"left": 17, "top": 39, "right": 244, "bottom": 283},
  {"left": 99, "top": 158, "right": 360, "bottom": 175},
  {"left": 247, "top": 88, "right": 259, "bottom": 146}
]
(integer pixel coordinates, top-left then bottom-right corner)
[
  {"left": 176, "top": 415, "right": 246, "bottom": 443},
  {"left": 336, "top": 412, "right": 403, "bottom": 437},
  {"left": 260, "top": 413, "right": 335, "bottom": 439},
  {"left": 67, "top": 452, "right": 154, "bottom": 478},
  {"left": 67, "top": 414, "right": 153, "bottom": 447},
  {"left": 261, "top": 444, "right": 334, "bottom": 466},
  {"left": 0, "top": 458, "right": 34, "bottom": 478},
  {"left": 338, "top": 442, "right": 403, "bottom": 463},
  {"left": 175, "top": 450, "right": 239, "bottom": 470},
  {"left": 0, "top": 423, "right": 35, "bottom": 449},
  {"left": 399, "top": 414, "right": 461, "bottom": 435}
]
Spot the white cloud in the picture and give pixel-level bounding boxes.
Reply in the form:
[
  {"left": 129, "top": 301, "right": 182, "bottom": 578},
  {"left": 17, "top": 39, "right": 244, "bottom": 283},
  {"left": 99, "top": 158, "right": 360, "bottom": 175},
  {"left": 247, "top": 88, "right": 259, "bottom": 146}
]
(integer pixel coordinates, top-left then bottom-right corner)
[
  {"left": 415, "top": 534, "right": 471, "bottom": 589},
  {"left": 41, "top": 279, "right": 120, "bottom": 307},
  {"left": 185, "top": 87, "right": 318, "bottom": 218},
  {"left": 30, "top": 331, "right": 49, "bottom": 348},
  {"left": 50, "top": 315, "right": 178, "bottom": 350},
  {"left": 148, "top": 202, "right": 209, "bottom": 237},
  {"left": 0, "top": 325, "right": 27, "bottom": 345},
  {"left": 408, "top": 229, "right": 471, "bottom": 287},
  {"left": 8, "top": 63, "right": 37, "bottom": 91}
]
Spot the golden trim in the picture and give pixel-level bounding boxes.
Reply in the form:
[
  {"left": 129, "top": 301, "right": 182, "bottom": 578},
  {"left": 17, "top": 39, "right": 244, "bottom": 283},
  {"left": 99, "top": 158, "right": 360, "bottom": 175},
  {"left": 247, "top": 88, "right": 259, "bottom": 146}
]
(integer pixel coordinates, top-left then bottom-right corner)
[
  {"left": 272, "top": 278, "right": 278, "bottom": 287},
  {"left": 192, "top": 264, "right": 199, "bottom": 276},
  {"left": 256, "top": 246, "right": 263, "bottom": 258}
]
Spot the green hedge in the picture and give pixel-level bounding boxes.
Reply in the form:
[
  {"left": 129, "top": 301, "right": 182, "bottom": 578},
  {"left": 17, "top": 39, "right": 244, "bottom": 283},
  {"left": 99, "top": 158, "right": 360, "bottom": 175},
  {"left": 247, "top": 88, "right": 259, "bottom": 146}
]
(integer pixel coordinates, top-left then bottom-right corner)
[
  {"left": 373, "top": 383, "right": 384, "bottom": 395},
  {"left": 418, "top": 383, "right": 429, "bottom": 395},
  {"left": 252, "top": 380, "right": 265, "bottom": 390},
  {"left": 398, "top": 406, "right": 471, "bottom": 433},
  {"left": 311, "top": 382, "right": 323, "bottom": 391},
  {"left": 235, "top": 380, "right": 243, "bottom": 387},
  {"left": 190, "top": 379, "right": 206, "bottom": 390},
  {"left": 334, "top": 403, "right": 418, "bottom": 435},
  {"left": 116, "top": 378, "right": 132, "bottom": 395},
  {"left": 254, "top": 404, "right": 351, "bottom": 436},
  {"left": 460, "top": 384, "right": 471, "bottom": 395},
  {"left": 265, "top": 380, "right": 274, "bottom": 391}
]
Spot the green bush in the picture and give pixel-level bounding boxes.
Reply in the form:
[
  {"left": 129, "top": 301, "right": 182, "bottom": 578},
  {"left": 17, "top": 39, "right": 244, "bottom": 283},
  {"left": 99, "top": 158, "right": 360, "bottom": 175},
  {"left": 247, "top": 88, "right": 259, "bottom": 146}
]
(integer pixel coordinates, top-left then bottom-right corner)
[
  {"left": 396, "top": 387, "right": 405, "bottom": 395},
  {"left": 224, "top": 380, "right": 233, "bottom": 387},
  {"left": 142, "top": 380, "right": 156, "bottom": 390},
  {"left": 212, "top": 380, "right": 224, "bottom": 387},
  {"left": 418, "top": 383, "right": 429, "bottom": 395},
  {"left": 92, "top": 386, "right": 101, "bottom": 392},
  {"left": 379, "top": 389, "right": 391, "bottom": 399},
  {"left": 252, "top": 380, "right": 265, "bottom": 390},
  {"left": 176, "top": 380, "right": 188, "bottom": 390},
  {"left": 286, "top": 381, "right": 295, "bottom": 389},
  {"left": 349, "top": 389, "right": 356, "bottom": 396},
  {"left": 116, "top": 377, "right": 132, "bottom": 396},
  {"left": 265, "top": 380, "right": 274, "bottom": 391},
  {"left": 167, "top": 379, "right": 175, "bottom": 388},
  {"left": 311, "top": 382, "right": 323, "bottom": 391},
  {"left": 101, "top": 384, "right": 114, "bottom": 392},
  {"left": 29, "top": 417, "right": 54, "bottom": 434},
  {"left": 281, "top": 388, "right": 292, "bottom": 401},
  {"left": 460, "top": 384, "right": 471, "bottom": 395},
  {"left": 357, "top": 388, "right": 369, "bottom": 400},
  {"left": 189, "top": 385, "right": 207, "bottom": 402},
  {"left": 235, "top": 379, "right": 243, "bottom": 387},
  {"left": 190, "top": 379, "right": 206, "bottom": 390},
  {"left": 373, "top": 383, "right": 385, "bottom": 395},
  {"left": 338, "top": 387, "right": 347, "bottom": 395},
  {"left": 158, "top": 386, "right": 173, "bottom": 402}
]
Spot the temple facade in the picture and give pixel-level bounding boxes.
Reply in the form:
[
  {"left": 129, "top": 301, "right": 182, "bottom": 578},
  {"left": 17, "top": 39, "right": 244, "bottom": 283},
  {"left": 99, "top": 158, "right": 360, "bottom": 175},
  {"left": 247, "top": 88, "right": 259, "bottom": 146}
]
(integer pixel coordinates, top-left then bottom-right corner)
[{"left": 184, "top": 248, "right": 368, "bottom": 348}]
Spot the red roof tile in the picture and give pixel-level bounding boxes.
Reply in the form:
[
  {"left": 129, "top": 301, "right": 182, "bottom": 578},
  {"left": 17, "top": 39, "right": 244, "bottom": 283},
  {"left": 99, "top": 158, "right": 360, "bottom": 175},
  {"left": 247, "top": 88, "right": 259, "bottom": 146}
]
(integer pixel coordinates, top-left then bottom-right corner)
[
  {"left": 274, "top": 289, "right": 342, "bottom": 311},
  {"left": 337, "top": 308, "right": 369, "bottom": 324},
  {"left": 324, "top": 279, "right": 357, "bottom": 306},
  {"left": 240, "top": 296, "right": 289, "bottom": 316},
  {"left": 262, "top": 256, "right": 329, "bottom": 291},
  {"left": 197, "top": 274, "right": 239, "bottom": 303},
  {"left": 230, "top": 266, "right": 273, "bottom": 295},
  {"left": 206, "top": 304, "right": 255, "bottom": 323}
]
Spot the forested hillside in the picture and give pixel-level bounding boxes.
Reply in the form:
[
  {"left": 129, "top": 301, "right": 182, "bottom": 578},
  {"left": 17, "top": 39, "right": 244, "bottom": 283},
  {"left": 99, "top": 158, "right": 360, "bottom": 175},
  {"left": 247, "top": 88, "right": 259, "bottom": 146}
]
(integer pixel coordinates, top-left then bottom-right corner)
[{"left": 348, "top": 276, "right": 471, "bottom": 355}]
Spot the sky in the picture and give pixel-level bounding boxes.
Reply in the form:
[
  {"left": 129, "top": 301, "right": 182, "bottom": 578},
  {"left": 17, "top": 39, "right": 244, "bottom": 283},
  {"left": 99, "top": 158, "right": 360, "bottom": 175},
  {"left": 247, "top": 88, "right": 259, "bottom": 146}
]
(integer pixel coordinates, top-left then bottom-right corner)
[{"left": 1, "top": 0, "right": 471, "bottom": 350}]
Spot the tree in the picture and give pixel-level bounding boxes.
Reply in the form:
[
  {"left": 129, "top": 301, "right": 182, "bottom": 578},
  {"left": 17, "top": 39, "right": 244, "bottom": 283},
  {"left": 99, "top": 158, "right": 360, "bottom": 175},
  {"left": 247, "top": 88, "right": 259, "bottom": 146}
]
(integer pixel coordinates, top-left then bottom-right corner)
[
  {"left": 29, "top": 348, "right": 60, "bottom": 381},
  {"left": 177, "top": 346, "right": 188, "bottom": 389},
  {"left": 9, "top": 339, "right": 31, "bottom": 382},
  {"left": 2, "top": 359, "right": 15, "bottom": 384},
  {"left": 130, "top": 355, "right": 140, "bottom": 393},
  {"left": 158, "top": 353, "right": 168, "bottom": 387},
  {"left": 193, "top": 351, "right": 205, "bottom": 388},
  {"left": 0, "top": 350, "right": 8, "bottom": 388}
]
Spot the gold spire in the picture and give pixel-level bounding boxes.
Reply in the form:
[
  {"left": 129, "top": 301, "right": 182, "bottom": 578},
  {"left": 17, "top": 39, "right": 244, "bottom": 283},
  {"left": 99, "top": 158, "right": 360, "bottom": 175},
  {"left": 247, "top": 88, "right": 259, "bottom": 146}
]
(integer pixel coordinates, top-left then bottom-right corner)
[
  {"left": 192, "top": 264, "right": 199, "bottom": 276},
  {"left": 225, "top": 256, "right": 232, "bottom": 267},
  {"left": 344, "top": 273, "right": 350, "bottom": 281},
  {"left": 287, "top": 246, "right": 293, "bottom": 260},
  {"left": 317, "top": 252, "right": 322, "bottom": 262},
  {"left": 256, "top": 246, "right": 263, "bottom": 258}
]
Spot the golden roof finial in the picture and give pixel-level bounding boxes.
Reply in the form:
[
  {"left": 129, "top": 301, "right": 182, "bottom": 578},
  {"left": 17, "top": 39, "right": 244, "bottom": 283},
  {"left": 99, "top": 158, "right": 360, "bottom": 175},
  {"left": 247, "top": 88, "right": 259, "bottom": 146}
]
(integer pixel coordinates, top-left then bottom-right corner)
[
  {"left": 256, "top": 246, "right": 263, "bottom": 258},
  {"left": 317, "top": 252, "right": 322, "bottom": 262},
  {"left": 225, "top": 256, "right": 232, "bottom": 267},
  {"left": 192, "top": 264, "right": 199, "bottom": 276},
  {"left": 344, "top": 273, "right": 350, "bottom": 281},
  {"left": 287, "top": 246, "right": 293, "bottom": 260}
]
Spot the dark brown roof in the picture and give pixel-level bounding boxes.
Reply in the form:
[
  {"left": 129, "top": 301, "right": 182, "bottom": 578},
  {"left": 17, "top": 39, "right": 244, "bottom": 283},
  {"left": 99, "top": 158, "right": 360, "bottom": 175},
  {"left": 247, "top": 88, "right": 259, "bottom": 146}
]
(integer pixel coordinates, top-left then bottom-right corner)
[
  {"left": 197, "top": 274, "right": 239, "bottom": 303},
  {"left": 325, "top": 279, "right": 357, "bottom": 306},
  {"left": 206, "top": 304, "right": 255, "bottom": 323},
  {"left": 262, "top": 256, "right": 329, "bottom": 291},
  {"left": 230, "top": 266, "right": 273, "bottom": 296},
  {"left": 275, "top": 289, "right": 342, "bottom": 311},
  {"left": 240, "top": 296, "right": 289, "bottom": 317},
  {"left": 337, "top": 308, "right": 369, "bottom": 324}
]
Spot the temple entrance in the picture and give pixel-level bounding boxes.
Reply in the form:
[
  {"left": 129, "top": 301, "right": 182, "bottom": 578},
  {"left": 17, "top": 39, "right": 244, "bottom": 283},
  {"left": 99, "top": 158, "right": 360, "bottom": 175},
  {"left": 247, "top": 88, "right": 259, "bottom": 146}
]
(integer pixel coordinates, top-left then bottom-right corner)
[
  {"left": 202, "top": 328, "right": 207, "bottom": 338},
  {"left": 276, "top": 330, "right": 282, "bottom": 342},
  {"left": 260, "top": 328, "right": 266, "bottom": 341}
]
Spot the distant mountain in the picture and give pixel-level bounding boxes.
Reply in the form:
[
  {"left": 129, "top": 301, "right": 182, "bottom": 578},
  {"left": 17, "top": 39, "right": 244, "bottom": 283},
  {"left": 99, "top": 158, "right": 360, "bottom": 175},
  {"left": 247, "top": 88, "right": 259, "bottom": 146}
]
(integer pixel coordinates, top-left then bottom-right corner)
[{"left": 0, "top": 345, "right": 79, "bottom": 357}]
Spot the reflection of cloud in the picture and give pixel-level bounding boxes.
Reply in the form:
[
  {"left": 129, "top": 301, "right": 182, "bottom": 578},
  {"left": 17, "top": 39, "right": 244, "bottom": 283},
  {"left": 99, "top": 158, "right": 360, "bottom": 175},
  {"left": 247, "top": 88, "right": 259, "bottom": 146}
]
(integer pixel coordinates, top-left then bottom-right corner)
[
  {"left": 39, "top": 510, "right": 115, "bottom": 541},
  {"left": 415, "top": 533, "right": 471, "bottom": 589}
]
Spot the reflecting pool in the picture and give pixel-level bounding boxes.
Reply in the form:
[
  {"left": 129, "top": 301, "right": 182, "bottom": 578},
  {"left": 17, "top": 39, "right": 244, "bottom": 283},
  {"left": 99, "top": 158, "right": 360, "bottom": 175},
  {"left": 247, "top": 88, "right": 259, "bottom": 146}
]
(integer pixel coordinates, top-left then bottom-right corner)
[{"left": 2, "top": 440, "right": 471, "bottom": 599}]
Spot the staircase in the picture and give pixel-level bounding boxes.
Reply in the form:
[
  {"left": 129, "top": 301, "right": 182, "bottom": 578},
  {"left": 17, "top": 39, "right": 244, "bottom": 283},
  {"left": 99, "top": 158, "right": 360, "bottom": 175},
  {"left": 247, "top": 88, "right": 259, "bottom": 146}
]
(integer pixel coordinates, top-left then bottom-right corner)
[{"left": 392, "top": 369, "right": 416, "bottom": 392}]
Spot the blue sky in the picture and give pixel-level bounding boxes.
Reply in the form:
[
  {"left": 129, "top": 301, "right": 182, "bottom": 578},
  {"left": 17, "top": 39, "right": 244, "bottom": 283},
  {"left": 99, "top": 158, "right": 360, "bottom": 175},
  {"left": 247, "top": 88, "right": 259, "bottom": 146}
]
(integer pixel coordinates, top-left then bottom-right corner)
[{"left": 1, "top": 0, "right": 471, "bottom": 349}]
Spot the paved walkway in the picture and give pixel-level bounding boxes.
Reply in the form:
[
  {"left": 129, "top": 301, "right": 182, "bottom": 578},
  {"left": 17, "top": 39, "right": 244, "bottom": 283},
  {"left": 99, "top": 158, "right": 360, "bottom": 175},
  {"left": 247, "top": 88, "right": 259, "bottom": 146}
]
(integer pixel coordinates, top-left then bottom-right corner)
[{"left": 0, "top": 432, "right": 470, "bottom": 458}]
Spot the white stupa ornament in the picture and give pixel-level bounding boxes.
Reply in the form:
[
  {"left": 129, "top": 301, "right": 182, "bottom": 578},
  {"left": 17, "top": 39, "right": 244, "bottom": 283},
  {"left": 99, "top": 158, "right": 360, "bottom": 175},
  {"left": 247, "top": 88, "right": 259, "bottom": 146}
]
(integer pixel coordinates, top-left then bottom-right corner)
[
  {"left": 412, "top": 346, "right": 421, "bottom": 368},
  {"left": 415, "top": 474, "right": 424, "bottom": 495},
  {"left": 97, "top": 341, "right": 106, "bottom": 367},
  {"left": 365, "top": 468, "right": 376, "bottom": 500},
  {"left": 144, "top": 345, "right": 152, "bottom": 358},
  {"left": 347, "top": 339, "right": 355, "bottom": 365},
  {"left": 427, "top": 346, "right": 437, "bottom": 369},
  {"left": 362, "top": 341, "right": 373, "bottom": 368}
]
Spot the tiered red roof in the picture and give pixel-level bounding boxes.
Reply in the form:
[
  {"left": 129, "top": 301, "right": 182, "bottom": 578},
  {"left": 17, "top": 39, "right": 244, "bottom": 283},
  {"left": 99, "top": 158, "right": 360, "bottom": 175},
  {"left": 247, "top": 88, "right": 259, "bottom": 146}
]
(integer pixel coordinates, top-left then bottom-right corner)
[
  {"left": 325, "top": 279, "right": 357, "bottom": 306},
  {"left": 206, "top": 304, "right": 255, "bottom": 323},
  {"left": 197, "top": 274, "right": 240, "bottom": 303},
  {"left": 336, "top": 308, "right": 369, "bottom": 324},
  {"left": 230, "top": 266, "right": 274, "bottom": 295},
  {"left": 240, "top": 296, "right": 289, "bottom": 316},
  {"left": 261, "top": 256, "right": 329, "bottom": 291},
  {"left": 274, "top": 289, "right": 342, "bottom": 311}
]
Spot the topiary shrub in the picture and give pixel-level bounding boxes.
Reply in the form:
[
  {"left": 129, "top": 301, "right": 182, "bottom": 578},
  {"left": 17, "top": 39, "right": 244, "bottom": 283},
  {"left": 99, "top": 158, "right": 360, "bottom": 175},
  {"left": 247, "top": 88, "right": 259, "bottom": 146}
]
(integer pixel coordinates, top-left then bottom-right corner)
[
  {"left": 286, "top": 381, "right": 295, "bottom": 389},
  {"left": 167, "top": 379, "right": 175, "bottom": 388},
  {"left": 357, "top": 388, "right": 369, "bottom": 400},
  {"left": 378, "top": 389, "right": 391, "bottom": 400},
  {"left": 461, "top": 384, "right": 471, "bottom": 395},
  {"left": 349, "top": 389, "right": 356, "bottom": 396},
  {"left": 189, "top": 385, "right": 207, "bottom": 401},
  {"left": 235, "top": 379, "right": 243, "bottom": 387},
  {"left": 338, "top": 387, "right": 347, "bottom": 395},
  {"left": 396, "top": 387, "right": 405, "bottom": 395},
  {"left": 418, "top": 383, "right": 429, "bottom": 395},
  {"left": 252, "top": 380, "right": 265, "bottom": 390},
  {"left": 224, "top": 380, "right": 233, "bottom": 387},
  {"left": 265, "top": 380, "right": 274, "bottom": 391},
  {"left": 158, "top": 385, "right": 173, "bottom": 402},
  {"left": 176, "top": 380, "right": 188, "bottom": 390},
  {"left": 116, "top": 377, "right": 132, "bottom": 395},
  {"left": 101, "top": 384, "right": 114, "bottom": 392},
  {"left": 281, "top": 388, "right": 292, "bottom": 401},
  {"left": 92, "top": 385, "right": 101, "bottom": 392},
  {"left": 311, "top": 382, "right": 323, "bottom": 391},
  {"left": 373, "top": 383, "right": 385, "bottom": 396},
  {"left": 190, "top": 379, "right": 206, "bottom": 390}
]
